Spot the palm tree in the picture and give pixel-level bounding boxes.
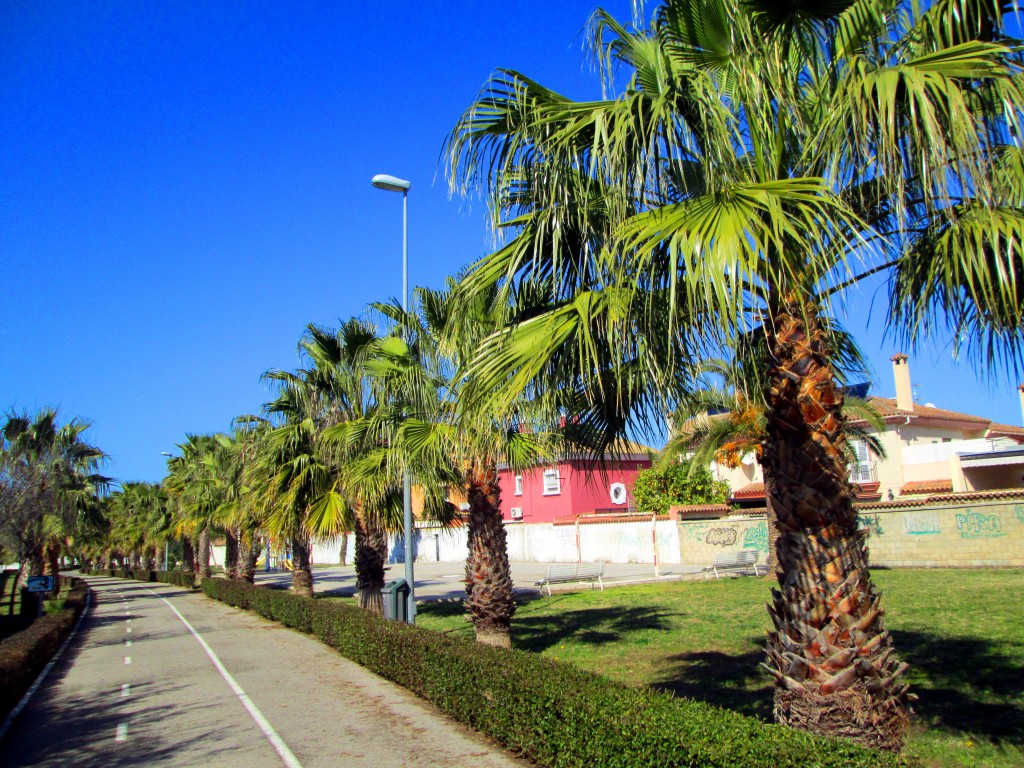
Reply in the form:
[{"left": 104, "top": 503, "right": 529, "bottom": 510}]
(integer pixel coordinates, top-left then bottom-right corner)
[
  {"left": 342, "top": 286, "right": 548, "bottom": 646},
  {"left": 164, "top": 434, "right": 226, "bottom": 582},
  {"left": 445, "top": 0, "right": 1024, "bottom": 749},
  {"left": 0, "top": 409, "right": 109, "bottom": 593}
]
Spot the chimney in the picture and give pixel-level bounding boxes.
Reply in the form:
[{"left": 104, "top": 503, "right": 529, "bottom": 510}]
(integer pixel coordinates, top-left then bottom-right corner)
[{"left": 891, "top": 354, "right": 914, "bottom": 411}]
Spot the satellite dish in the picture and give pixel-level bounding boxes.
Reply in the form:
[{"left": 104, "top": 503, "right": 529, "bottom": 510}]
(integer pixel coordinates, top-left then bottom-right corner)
[
  {"left": 610, "top": 483, "right": 627, "bottom": 505},
  {"left": 741, "top": 453, "right": 756, "bottom": 466}
]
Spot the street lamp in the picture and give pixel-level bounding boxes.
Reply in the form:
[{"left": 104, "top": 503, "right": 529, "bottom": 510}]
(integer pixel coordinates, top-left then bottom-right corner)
[
  {"left": 160, "top": 452, "right": 177, "bottom": 570},
  {"left": 371, "top": 172, "right": 416, "bottom": 624}
]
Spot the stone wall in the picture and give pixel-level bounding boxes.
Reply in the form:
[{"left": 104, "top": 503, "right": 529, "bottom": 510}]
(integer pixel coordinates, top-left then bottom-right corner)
[
  {"left": 677, "top": 516, "right": 770, "bottom": 570},
  {"left": 856, "top": 498, "right": 1024, "bottom": 567},
  {"left": 674, "top": 495, "right": 1024, "bottom": 569}
]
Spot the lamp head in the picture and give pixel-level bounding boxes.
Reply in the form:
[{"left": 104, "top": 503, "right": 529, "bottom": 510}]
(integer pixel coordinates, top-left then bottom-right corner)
[{"left": 371, "top": 174, "right": 410, "bottom": 192}]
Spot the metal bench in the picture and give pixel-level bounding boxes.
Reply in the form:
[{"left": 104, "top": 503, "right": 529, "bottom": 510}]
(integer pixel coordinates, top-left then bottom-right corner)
[
  {"left": 534, "top": 562, "right": 606, "bottom": 596},
  {"left": 702, "top": 549, "right": 764, "bottom": 579}
]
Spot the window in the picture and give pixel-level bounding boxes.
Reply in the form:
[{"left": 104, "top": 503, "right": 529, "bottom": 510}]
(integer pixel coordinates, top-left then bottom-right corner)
[
  {"left": 542, "top": 468, "right": 561, "bottom": 495},
  {"left": 849, "top": 439, "right": 873, "bottom": 483},
  {"left": 514, "top": 475, "right": 523, "bottom": 496}
]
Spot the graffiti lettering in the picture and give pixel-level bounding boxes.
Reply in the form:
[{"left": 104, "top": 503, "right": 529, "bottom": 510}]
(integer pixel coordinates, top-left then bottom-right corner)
[
  {"left": 903, "top": 512, "right": 941, "bottom": 536},
  {"left": 706, "top": 527, "right": 738, "bottom": 546},
  {"left": 857, "top": 513, "right": 885, "bottom": 537},
  {"left": 955, "top": 510, "right": 1006, "bottom": 539},
  {"left": 685, "top": 523, "right": 710, "bottom": 542},
  {"left": 1015, "top": 505, "right": 1024, "bottom": 525},
  {"left": 742, "top": 522, "right": 769, "bottom": 554}
]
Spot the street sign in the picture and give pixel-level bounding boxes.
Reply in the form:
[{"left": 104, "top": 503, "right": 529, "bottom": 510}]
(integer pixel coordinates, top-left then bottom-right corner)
[{"left": 26, "top": 576, "right": 54, "bottom": 593}]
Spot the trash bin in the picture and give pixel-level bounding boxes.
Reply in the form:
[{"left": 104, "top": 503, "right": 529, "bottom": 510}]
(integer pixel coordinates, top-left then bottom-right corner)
[{"left": 382, "top": 578, "right": 410, "bottom": 622}]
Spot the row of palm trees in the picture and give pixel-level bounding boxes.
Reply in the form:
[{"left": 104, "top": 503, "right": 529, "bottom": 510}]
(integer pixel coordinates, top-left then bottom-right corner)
[
  {"left": 0, "top": 409, "right": 109, "bottom": 595},
  {"left": 19, "top": 0, "right": 1023, "bottom": 753}
]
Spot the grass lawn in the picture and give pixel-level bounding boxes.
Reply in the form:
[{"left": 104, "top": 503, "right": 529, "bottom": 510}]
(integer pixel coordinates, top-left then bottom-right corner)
[{"left": 415, "top": 569, "right": 1023, "bottom": 768}]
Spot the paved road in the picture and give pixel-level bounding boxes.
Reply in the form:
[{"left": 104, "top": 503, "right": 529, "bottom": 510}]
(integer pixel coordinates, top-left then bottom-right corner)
[
  {"left": 256, "top": 560, "right": 704, "bottom": 601},
  {"left": 0, "top": 576, "right": 526, "bottom": 768}
]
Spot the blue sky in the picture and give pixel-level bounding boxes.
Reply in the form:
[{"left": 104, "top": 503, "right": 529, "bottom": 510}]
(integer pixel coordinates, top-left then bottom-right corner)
[{"left": 2, "top": 2, "right": 1023, "bottom": 484}]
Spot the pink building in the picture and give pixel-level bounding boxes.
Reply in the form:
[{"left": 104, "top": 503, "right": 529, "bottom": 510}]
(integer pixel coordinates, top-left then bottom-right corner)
[{"left": 497, "top": 449, "right": 653, "bottom": 524}]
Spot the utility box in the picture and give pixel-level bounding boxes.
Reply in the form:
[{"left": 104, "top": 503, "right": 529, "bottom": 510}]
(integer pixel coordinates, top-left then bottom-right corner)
[{"left": 382, "top": 578, "right": 410, "bottom": 622}]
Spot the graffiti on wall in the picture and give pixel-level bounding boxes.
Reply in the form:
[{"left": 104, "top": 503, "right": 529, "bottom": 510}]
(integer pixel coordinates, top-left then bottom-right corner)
[
  {"left": 955, "top": 510, "right": 1006, "bottom": 539},
  {"left": 903, "top": 512, "right": 941, "bottom": 536},
  {"left": 706, "top": 527, "right": 738, "bottom": 546},
  {"left": 742, "top": 522, "right": 770, "bottom": 554},
  {"left": 857, "top": 513, "right": 885, "bottom": 537},
  {"left": 1016, "top": 505, "right": 1024, "bottom": 525},
  {"left": 685, "top": 523, "right": 710, "bottom": 542}
]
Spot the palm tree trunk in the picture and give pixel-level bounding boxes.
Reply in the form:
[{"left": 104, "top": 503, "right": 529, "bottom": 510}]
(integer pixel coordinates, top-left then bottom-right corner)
[
  {"left": 239, "top": 532, "right": 261, "bottom": 584},
  {"left": 291, "top": 535, "right": 314, "bottom": 596},
  {"left": 182, "top": 538, "right": 195, "bottom": 572},
  {"left": 355, "top": 514, "right": 385, "bottom": 615},
  {"left": 761, "top": 303, "right": 911, "bottom": 752},
  {"left": 339, "top": 532, "right": 348, "bottom": 566},
  {"left": 225, "top": 528, "right": 239, "bottom": 579},
  {"left": 464, "top": 457, "right": 517, "bottom": 649},
  {"left": 197, "top": 529, "right": 211, "bottom": 581},
  {"left": 44, "top": 542, "right": 62, "bottom": 594},
  {"left": 762, "top": 467, "right": 780, "bottom": 575}
]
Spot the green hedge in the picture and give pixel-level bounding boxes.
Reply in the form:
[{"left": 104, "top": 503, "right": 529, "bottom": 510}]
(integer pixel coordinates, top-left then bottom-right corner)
[
  {"left": 154, "top": 571, "right": 196, "bottom": 589},
  {"left": 0, "top": 579, "right": 89, "bottom": 721},
  {"left": 201, "top": 579, "right": 903, "bottom": 768}
]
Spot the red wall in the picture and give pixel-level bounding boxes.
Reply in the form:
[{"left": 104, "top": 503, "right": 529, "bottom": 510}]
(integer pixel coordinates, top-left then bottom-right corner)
[{"left": 498, "top": 458, "right": 652, "bottom": 524}]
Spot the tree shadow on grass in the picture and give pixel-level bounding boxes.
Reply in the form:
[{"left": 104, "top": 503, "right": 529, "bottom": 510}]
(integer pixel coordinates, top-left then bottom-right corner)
[
  {"left": 891, "top": 629, "right": 1023, "bottom": 745},
  {"left": 651, "top": 643, "right": 774, "bottom": 721},
  {"left": 512, "top": 597, "right": 679, "bottom": 654}
]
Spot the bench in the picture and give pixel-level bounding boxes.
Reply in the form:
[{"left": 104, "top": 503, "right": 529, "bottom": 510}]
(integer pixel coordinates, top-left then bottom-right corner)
[
  {"left": 534, "top": 562, "right": 605, "bottom": 596},
  {"left": 702, "top": 549, "right": 764, "bottom": 579}
]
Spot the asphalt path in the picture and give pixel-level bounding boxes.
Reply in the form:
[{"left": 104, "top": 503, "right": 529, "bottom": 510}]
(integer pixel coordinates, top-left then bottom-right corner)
[
  {"left": 0, "top": 576, "right": 527, "bottom": 768},
  {"left": 255, "top": 560, "right": 702, "bottom": 601}
]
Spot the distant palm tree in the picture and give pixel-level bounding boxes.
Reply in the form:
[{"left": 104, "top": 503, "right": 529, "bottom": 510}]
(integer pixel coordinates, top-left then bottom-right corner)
[{"left": 0, "top": 409, "right": 109, "bottom": 593}]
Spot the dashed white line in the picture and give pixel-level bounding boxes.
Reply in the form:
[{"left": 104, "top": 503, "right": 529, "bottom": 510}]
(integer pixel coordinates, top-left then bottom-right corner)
[
  {"left": 124, "top": 656, "right": 131, "bottom": 665},
  {"left": 121, "top": 683, "right": 130, "bottom": 698},
  {"left": 125, "top": 639, "right": 132, "bottom": 647},
  {"left": 126, "top": 627, "right": 132, "bottom": 634},
  {"left": 115, "top": 723, "right": 127, "bottom": 742},
  {"left": 146, "top": 589, "right": 303, "bottom": 768}
]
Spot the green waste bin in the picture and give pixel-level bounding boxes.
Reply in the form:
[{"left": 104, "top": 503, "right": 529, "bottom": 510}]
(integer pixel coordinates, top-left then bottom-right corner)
[{"left": 382, "top": 578, "right": 410, "bottom": 622}]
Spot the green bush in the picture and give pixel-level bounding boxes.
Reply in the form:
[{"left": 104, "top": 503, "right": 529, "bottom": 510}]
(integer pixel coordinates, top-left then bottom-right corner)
[
  {"left": 0, "top": 579, "right": 88, "bottom": 721},
  {"left": 201, "top": 579, "right": 902, "bottom": 768},
  {"left": 154, "top": 570, "right": 196, "bottom": 589},
  {"left": 632, "top": 460, "right": 730, "bottom": 514}
]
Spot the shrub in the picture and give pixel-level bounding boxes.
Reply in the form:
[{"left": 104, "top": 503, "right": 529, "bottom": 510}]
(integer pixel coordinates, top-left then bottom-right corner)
[
  {"left": 201, "top": 579, "right": 902, "bottom": 768},
  {"left": 154, "top": 570, "right": 196, "bottom": 589},
  {"left": 0, "top": 579, "right": 88, "bottom": 721},
  {"left": 632, "top": 460, "right": 730, "bottom": 514}
]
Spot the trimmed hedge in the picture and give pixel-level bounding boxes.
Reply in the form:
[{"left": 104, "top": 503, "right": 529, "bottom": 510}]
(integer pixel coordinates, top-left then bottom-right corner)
[
  {"left": 202, "top": 579, "right": 904, "bottom": 768},
  {"left": 0, "top": 579, "right": 89, "bottom": 721},
  {"left": 155, "top": 570, "right": 196, "bottom": 589}
]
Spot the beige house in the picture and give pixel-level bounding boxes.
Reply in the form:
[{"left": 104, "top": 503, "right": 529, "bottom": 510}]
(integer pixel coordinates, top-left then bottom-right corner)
[{"left": 711, "top": 355, "right": 1024, "bottom": 505}]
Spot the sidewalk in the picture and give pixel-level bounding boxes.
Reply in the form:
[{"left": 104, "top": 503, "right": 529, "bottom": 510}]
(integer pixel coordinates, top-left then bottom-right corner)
[{"left": 255, "top": 560, "right": 706, "bottom": 602}]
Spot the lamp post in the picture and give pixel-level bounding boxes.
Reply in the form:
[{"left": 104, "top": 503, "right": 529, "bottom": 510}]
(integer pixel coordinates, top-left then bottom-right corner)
[
  {"left": 160, "top": 451, "right": 176, "bottom": 570},
  {"left": 371, "top": 173, "right": 416, "bottom": 624}
]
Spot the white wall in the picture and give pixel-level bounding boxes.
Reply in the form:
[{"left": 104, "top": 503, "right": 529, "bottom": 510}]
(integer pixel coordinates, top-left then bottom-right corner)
[{"left": 306, "top": 520, "right": 680, "bottom": 565}]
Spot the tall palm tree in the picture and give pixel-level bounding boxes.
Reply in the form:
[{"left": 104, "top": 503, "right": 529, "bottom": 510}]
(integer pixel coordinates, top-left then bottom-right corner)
[
  {"left": 164, "top": 434, "right": 226, "bottom": 582},
  {"left": 340, "top": 286, "right": 549, "bottom": 646},
  {"left": 445, "top": 0, "right": 1024, "bottom": 749}
]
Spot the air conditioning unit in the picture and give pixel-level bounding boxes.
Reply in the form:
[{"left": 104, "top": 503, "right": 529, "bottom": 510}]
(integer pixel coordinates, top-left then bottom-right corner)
[
  {"left": 510, "top": 507, "right": 523, "bottom": 520},
  {"left": 609, "top": 483, "right": 627, "bottom": 505}
]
